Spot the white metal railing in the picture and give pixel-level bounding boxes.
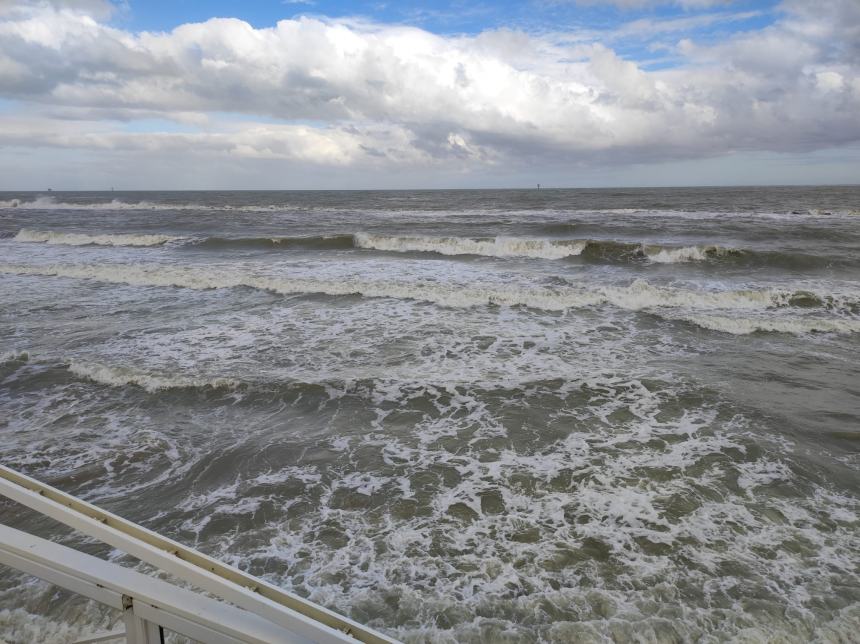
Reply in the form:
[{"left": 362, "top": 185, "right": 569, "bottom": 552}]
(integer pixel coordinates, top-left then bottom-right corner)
[{"left": 0, "top": 465, "right": 400, "bottom": 644}]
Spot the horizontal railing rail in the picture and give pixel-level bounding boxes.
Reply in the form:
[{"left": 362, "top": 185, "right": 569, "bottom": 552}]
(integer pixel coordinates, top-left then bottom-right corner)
[
  {"left": 0, "top": 523, "right": 309, "bottom": 643},
  {"left": 0, "top": 465, "right": 399, "bottom": 644}
]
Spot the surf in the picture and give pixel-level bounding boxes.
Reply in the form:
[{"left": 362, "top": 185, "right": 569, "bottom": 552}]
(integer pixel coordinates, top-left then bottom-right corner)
[
  {"left": 2, "top": 261, "right": 857, "bottom": 333},
  {"left": 13, "top": 229, "right": 179, "bottom": 247}
]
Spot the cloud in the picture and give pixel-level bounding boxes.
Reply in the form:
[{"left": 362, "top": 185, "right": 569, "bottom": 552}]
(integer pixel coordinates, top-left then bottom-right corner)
[
  {"left": 0, "top": 0, "right": 119, "bottom": 19},
  {"left": 0, "top": 0, "right": 857, "bottom": 180},
  {"left": 610, "top": 10, "right": 761, "bottom": 39},
  {"left": 569, "top": 0, "right": 737, "bottom": 9}
]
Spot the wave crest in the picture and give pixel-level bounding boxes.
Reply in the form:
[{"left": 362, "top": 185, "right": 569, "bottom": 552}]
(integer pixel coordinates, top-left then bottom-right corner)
[
  {"left": 357, "top": 234, "right": 750, "bottom": 265},
  {"left": 676, "top": 314, "right": 860, "bottom": 335},
  {"left": 2, "top": 262, "right": 857, "bottom": 334},
  {"left": 354, "top": 233, "right": 587, "bottom": 259},
  {"left": 7, "top": 229, "right": 841, "bottom": 270},
  {"left": 15, "top": 229, "right": 178, "bottom": 247},
  {"left": 0, "top": 350, "right": 29, "bottom": 365},
  {"left": 0, "top": 197, "right": 179, "bottom": 211},
  {"left": 68, "top": 361, "right": 240, "bottom": 393},
  {"left": 643, "top": 244, "right": 740, "bottom": 264},
  {"left": 0, "top": 197, "right": 331, "bottom": 212}
]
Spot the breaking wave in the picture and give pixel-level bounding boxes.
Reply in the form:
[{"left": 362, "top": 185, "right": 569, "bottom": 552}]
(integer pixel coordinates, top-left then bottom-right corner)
[
  {"left": 2, "top": 262, "right": 857, "bottom": 333},
  {"left": 675, "top": 314, "right": 860, "bottom": 335},
  {"left": 349, "top": 234, "right": 848, "bottom": 269},
  {"left": 0, "top": 197, "right": 347, "bottom": 213},
  {"left": 793, "top": 208, "right": 860, "bottom": 217},
  {"left": 0, "top": 197, "right": 250, "bottom": 212},
  {"left": 0, "top": 351, "right": 30, "bottom": 377},
  {"left": 14, "top": 229, "right": 178, "bottom": 247},
  {"left": 0, "top": 350, "right": 29, "bottom": 365},
  {"left": 6, "top": 228, "right": 847, "bottom": 269},
  {"left": 354, "top": 233, "right": 588, "bottom": 259},
  {"left": 1, "top": 197, "right": 857, "bottom": 220},
  {"left": 354, "top": 233, "right": 740, "bottom": 263},
  {"left": 9, "top": 230, "right": 355, "bottom": 250},
  {"left": 0, "top": 350, "right": 30, "bottom": 383},
  {"left": 641, "top": 244, "right": 852, "bottom": 269},
  {"left": 643, "top": 244, "right": 740, "bottom": 264},
  {"left": 0, "top": 197, "right": 186, "bottom": 211},
  {"left": 68, "top": 361, "right": 240, "bottom": 393}
]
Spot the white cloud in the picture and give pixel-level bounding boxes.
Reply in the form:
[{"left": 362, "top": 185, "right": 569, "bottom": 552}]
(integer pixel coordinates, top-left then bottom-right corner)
[{"left": 0, "top": 0, "right": 857, "bottom": 183}]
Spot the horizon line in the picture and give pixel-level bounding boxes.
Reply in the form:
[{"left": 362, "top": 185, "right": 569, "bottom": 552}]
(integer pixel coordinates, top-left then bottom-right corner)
[{"left": 2, "top": 183, "right": 859, "bottom": 193}]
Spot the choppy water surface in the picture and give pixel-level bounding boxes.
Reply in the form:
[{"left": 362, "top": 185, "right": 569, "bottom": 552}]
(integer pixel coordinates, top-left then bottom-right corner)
[{"left": 0, "top": 187, "right": 858, "bottom": 643}]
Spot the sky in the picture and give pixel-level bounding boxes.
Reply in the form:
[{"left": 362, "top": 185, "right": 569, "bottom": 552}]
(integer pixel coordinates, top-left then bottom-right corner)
[{"left": 0, "top": 0, "right": 858, "bottom": 189}]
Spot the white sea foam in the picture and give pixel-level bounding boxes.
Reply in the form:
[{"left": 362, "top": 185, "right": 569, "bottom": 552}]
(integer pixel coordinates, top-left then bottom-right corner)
[
  {"left": 1, "top": 197, "right": 855, "bottom": 220},
  {"left": 214, "top": 375, "right": 860, "bottom": 642},
  {"left": 801, "top": 208, "right": 860, "bottom": 217},
  {"left": 643, "top": 244, "right": 735, "bottom": 264},
  {"left": 2, "top": 193, "right": 857, "bottom": 642},
  {"left": 579, "top": 207, "right": 640, "bottom": 214},
  {"left": 5, "top": 227, "right": 748, "bottom": 263},
  {"left": 600, "top": 278, "right": 795, "bottom": 311},
  {"left": 0, "top": 350, "right": 29, "bottom": 364},
  {"left": 0, "top": 197, "right": 320, "bottom": 212},
  {"left": 0, "top": 608, "right": 110, "bottom": 644},
  {"left": 356, "top": 233, "right": 746, "bottom": 264},
  {"left": 0, "top": 261, "right": 604, "bottom": 309},
  {"left": 2, "top": 262, "right": 857, "bottom": 333},
  {"left": 354, "top": 232, "right": 587, "bottom": 259},
  {"left": 91, "top": 298, "right": 630, "bottom": 388},
  {"left": 4, "top": 351, "right": 857, "bottom": 641},
  {"left": 336, "top": 471, "right": 392, "bottom": 496},
  {"left": 736, "top": 460, "right": 794, "bottom": 492},
  {"left": 68, "top": 361, "right": 240, "bottom": 392},
  {"left": 14, "top": 228, "right": 178, "bottom": 247},
  {"left": 0, "top": 197, "right": 207, "bottom": 211},
  {"left": 677, "top": 314, "right": 860, "bottom": 335}
]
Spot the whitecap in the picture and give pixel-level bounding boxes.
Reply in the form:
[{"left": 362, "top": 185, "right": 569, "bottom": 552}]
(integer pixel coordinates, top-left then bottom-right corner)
[
  {"left": 14, "top": 229, "right": 179, "bottom": 247},
  {"left": 354, "top": 232, "right": 587, "bottom": 259},
  {"left": 68, "top": 361, "right": 240, "bottom": 393}
]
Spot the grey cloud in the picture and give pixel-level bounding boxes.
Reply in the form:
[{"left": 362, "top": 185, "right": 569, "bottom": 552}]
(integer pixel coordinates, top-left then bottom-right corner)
[
  {"left": 567, "top": 0, "right": 736, "bottom": 8},
  {"left": 0, "top": 0, "right": 117, "bottom": 14}
]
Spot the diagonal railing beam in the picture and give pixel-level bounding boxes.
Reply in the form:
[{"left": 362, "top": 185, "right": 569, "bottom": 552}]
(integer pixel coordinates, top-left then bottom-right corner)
[
  {"left": 0, "top": 465, "right": 398, "bottom": 644},
  {"left": 0, "top": 522, "right": 304, "bottom": 644}
]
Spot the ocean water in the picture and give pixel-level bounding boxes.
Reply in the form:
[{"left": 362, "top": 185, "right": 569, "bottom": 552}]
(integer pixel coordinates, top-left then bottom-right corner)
[{"left": 0, "top": 187, "right": 858, "bottom": 643}]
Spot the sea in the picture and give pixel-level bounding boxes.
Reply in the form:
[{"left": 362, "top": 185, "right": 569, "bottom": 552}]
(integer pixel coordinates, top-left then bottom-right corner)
[{"left": 0, "top": 186, "right": 858, "bottom": 643}]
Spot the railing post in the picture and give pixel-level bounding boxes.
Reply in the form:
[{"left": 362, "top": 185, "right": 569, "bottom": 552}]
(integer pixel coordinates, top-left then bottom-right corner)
[{"left": 122, "top": 596, "right": 164, "bottom": 644}]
